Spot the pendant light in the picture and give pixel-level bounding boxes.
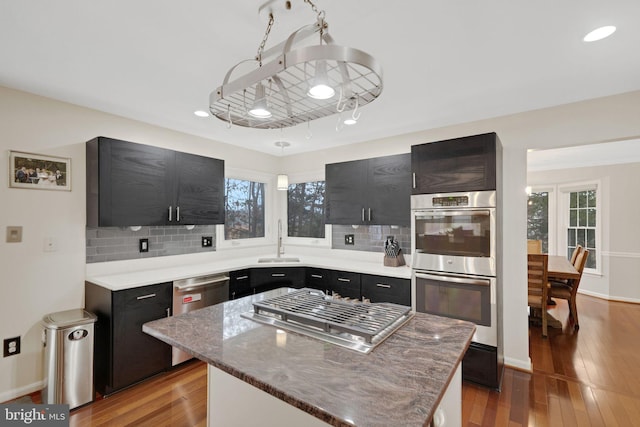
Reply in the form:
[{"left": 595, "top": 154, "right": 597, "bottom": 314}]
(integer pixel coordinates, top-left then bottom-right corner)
[
  {"left": 275, "top": 141, "right": 290, "bottom": 191},
  {"left": 248, "top": 81, "right": 272, "bottom": 118},
  {"left": 307, "top": 60, "right": 335, "bottom": 100}
]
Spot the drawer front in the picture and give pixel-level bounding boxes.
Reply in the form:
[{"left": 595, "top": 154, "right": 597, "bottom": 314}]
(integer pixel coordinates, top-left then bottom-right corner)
[
  {"left": 251, "top": 267, "right": 306, "bottom": 290},
  {"left": 306, "top": 268, "right": 330, "bottom": 293},
  {"left": 331, "top": 270, "right": 361, "bottom": 299},
  {"left": 361, "top": 274, "right": 410, "bottom": 306}
]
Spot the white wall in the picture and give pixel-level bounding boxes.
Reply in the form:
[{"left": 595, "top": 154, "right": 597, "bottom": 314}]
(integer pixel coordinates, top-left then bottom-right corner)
[
  {"left": 0, "top": 86, "right": 279, "bottom": 401},
  {"left": 2, "top": 85, "right": 640, "bottom": 399},
  {"left": 528, "top": 162, "right": 640, "bottom": 302}
]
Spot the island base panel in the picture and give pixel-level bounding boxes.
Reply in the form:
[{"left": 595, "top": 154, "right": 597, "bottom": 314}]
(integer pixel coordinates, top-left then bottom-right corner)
[{"left": 207, "top": 365, "right": 330, "bottom": 427}]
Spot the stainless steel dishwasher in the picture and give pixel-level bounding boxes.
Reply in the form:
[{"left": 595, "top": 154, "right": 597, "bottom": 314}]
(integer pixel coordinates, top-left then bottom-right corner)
[{"left": 172, "top": 273, "right": 229, "bottom": 365}]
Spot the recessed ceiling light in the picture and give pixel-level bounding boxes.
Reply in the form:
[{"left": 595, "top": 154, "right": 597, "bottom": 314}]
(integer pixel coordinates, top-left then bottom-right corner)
[
  {"left": 194, "top": 110, "right": 209, "bottom": 117},
  {"left": 343, "top": 118, "right": 357, "bottom": 126},
  {"left": 583, "top": 25, "right": 616, "bottom": 42}
]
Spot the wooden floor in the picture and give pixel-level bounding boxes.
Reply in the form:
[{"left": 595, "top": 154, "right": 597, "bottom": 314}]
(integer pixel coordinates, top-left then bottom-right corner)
[
  {"left": 21, "top": 294, "right": 640, "bottom": 426},
  {"left": 463, "top": 294, "right": 640, "bottom": 426}
]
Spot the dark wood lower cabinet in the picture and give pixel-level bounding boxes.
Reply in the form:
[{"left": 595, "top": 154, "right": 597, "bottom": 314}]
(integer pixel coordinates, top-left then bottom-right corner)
[
  {"left": 85, "top": 281, "right": 172, "bottom": 395},
  {"left": 361, "top": 274, "right": 410, "bottom": 306},
  {"left": 330, "top": 270, "right": 362, "bottom": 299},
  {"left": 462, "top": 342, "right": 503, "bottom": 390},
  {"left": 229, "top": 269, "right": 251, "bottom": 300}
]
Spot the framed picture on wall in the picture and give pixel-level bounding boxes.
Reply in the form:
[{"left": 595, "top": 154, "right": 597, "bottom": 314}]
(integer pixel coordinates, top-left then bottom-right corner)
[{"left": 8, "top": 150, "right": 71, "bottom": 191}]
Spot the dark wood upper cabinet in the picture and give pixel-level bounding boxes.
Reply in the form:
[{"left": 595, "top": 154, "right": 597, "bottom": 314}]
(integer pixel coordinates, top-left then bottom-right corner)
[
  {"left": 87, "top": 137, "right": 224, "bottom": 227},
  {"left": 411, "top": 133, "right": 497, "bottom": 194},
  {"left": 325, "top": 153, "right": 411, "bottom": 226}
]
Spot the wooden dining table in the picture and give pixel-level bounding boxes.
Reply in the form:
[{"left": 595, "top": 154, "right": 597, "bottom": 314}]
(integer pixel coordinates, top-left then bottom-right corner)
[
  {"left": 530, "top": 255, "right": 580, "bottom": 329},
  {"left": 547, "top": 255, "right": 580, "bottom": 281}
]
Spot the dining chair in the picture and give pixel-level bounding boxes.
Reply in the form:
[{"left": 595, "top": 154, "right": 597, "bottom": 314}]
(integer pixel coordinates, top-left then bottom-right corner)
[
  {"left": 527, "top": 239, "right": 542, "bottom": 254},
  {"left": 569, "top": 245, "right": 583, "bottom": 265},
  {"left": 527, "top": 253, "right": 549, "bottom": 337},
  {"left": 548, "top": 249, "right": 589, "bottom": 331}
]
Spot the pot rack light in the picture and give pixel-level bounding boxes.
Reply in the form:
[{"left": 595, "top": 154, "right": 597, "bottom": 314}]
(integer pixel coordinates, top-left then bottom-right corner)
[{"left": 209, "top": 0, "right": 383, "bottom": 129}]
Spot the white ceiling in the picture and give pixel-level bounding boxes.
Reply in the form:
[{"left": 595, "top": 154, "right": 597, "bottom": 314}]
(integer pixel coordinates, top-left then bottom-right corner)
[{"left": 2, "top": 1, "right": 640, "bottom": 157}]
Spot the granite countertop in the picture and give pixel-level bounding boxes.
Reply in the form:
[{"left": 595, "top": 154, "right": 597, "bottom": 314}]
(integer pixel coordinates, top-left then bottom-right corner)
[
  {"left": 86, "top": 253, "right": 412, "bottom": 291},
  {"left": 143, "top": 288, "right": 475, "bottom": 427}
]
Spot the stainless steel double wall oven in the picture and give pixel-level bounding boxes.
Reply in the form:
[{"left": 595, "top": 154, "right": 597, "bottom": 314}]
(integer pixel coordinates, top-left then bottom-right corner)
[{"left": 411, "top": 191, "right": 497, "bottom": 348}]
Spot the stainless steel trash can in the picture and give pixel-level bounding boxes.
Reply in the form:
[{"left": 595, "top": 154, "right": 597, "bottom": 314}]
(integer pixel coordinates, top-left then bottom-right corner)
[{"left": 42, "top": 309, "right": 97, "bottom": 409}]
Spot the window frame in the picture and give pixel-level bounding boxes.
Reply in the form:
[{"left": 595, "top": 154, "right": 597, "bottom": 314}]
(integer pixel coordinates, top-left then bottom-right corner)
[
  {"left": 280, "top": 170, "right": 331, "bottom": 248},
  {"left": 527, "top": 186, "right": 556, "bottom": 255},
  {"left": 216, "top": 167, "right": 276, "bottom": 250},
  {"left": 558, "top": 180, "right": 601, "bottom": 275}
]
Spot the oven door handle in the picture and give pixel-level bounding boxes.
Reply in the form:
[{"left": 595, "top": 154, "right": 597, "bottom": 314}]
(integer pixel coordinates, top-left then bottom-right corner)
[
  {"left": 414, "top": 272, "right": 491, "bottom": 286},
  {"left": 414, "top": 209, "right": 491, "bottom": 218}
]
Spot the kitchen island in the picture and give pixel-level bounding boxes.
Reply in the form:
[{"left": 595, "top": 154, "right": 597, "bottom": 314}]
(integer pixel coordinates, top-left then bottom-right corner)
[{"left": 143, "top": 288, "right": 475, "bottom": 427}]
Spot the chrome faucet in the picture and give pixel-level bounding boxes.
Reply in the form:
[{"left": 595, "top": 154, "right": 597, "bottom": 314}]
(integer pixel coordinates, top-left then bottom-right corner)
[{"left": 277, "top": 219, "right": 284, "bottom": 257}]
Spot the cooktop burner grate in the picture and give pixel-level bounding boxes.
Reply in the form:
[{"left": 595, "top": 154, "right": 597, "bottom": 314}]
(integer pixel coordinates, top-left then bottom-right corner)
[{"left": 242, "top": 288, "right": 413, "bottom": 353}]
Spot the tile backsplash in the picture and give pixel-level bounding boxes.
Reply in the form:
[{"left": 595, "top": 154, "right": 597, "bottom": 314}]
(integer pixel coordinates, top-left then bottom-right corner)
[
  {"left": 86, "top": 224, "right": 410, "bottom": 263},
  {"left": 86, "top": 225, "right": 216, "bottom": 263},
  {"left": 331, "top": 225, "right": 411, "bottom": 255}
]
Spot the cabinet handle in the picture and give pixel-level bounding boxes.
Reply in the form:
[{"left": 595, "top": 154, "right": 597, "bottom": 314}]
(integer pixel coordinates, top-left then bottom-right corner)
[
  {"left": 361, "top": 208, "right": 365, "bottom": 222},
  {"left": 166, "top": 307, "right": 171, "bottom": 317},
  {"left": 311, "top": 274, "right": 323, "bottom": 279},
  {"left": 412, "top": 172, "right": 416, "bottom": 189},
  {"left": 231, "top": 291, "right": 236, "bottom": 299},
  {"left": 376, "top": 283, "right": 392, "bottom": 289},
  {"left": 176, "top": 206, "right": 180, "bottom": 222},
  {"left": 271, "top": 273, "right": 286, "bottom": 277},
  {"left": 137, "top": 293, "right": 156, "bottom": 300},
  {"left": 168, "top": 205, "right": 172, "bottom": 222},
  {"left": 338, "top": 278, "right": 351, "bottom": 283},
  {"left": 368, "top": 208, "right": 371, "bottom": 222},
  {"left": 236, "top": 275, "right": 249, "bottom": 281}
]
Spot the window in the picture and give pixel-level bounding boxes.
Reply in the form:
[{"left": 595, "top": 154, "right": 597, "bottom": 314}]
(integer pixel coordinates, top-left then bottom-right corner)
[
  {"left": 224, "top": 178, "right": 265, "bottom": 240},
  {"left": 287, "top": 181, "right": 325, "bottom": 238},
  {"left": 567, "top": 189, "right": 597, "bottom": 269},
  {"left": 527, "top": 191, "right": 549, "bottom": 253}
]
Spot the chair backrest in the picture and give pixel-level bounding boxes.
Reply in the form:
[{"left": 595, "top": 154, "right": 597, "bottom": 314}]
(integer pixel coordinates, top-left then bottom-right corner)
[
  {"left": 527, "top": 253, "right": 549, "bottom": 299},
  {"left": 570, "top": 245, "right": 583, "bottom": 265},
  {"left": 563, "top": 249, "right": 589, "bottom": 297},
  {"left": 527, "top": 240, "right": 543, "bottom": 254}
]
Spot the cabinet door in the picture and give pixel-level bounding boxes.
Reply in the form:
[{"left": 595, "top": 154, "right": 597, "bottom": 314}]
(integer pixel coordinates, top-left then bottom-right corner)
[
  {"left": 174, "top": 152, "right": 225, "bottom": 225},
  {"left": 89, "top": 137, "right": 172, "bottom": 226},
  {"left": 112, "top": 283, "right": 172, "bottom": 391},
  {"left": 229, "top": 269, "right": 251, "bottom": 300},
  {"left": 361, "top": 274, "right": 410, "bottom": 306},
  {"left": 325, "top": 160, "right": 367, "bottom": 225},
  {"left": 411, "top": 133, "right": 496, "bottom": 194},
  {"left": 367, "top": 154, "right": 411, "bottom": 226},
  {"left": 331, "top": 271, "right": 361, "bottom": 299}
]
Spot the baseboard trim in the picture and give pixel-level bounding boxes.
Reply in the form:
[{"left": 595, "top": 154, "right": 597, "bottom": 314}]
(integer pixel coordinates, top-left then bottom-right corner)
[
  {"left": 504, "top": 356, "right": 532, "bottom": 373},
  {"left": 579, "top": 289, "right": 640, "bottom": 304},
  {"left": 0, "top": 381, "right": 43, "bottom": 404}
]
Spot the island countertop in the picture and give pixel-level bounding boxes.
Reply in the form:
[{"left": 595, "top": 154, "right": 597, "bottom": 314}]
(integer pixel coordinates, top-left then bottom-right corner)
[{"left": 143, "top": 288, "right": 475, "bottom": 427}]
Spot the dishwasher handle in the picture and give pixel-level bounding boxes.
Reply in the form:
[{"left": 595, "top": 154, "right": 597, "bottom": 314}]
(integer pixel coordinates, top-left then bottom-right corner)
[{"left": 174, "top": 275, "right": 230, "bottom": 292}]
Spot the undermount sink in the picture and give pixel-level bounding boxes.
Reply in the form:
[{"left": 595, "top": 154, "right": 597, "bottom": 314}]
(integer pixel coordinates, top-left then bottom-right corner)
[{"left": 257, "top": 257, "right": 301, "bottom": 263}]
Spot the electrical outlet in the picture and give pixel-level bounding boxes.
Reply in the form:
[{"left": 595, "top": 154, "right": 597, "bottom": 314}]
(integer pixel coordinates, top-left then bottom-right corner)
[
  {"left": 139, "top": 238, "right": 149, "bottom": 253},
  {"left": 202, "top": 236, "right": 213, "bottom": 247},
  {"left": 4, "top": 336, "right": 20, "bottom": 357},
  {"left": 345, "top": 234, "right": 355, "bottom": 245}
]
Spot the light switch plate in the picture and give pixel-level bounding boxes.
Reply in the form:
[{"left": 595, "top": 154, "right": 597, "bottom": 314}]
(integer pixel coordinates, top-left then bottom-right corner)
[
  {"left": 139, "top": 238, "right": 149, "bottom": 253},
  {"left": 6, "top": 226, "right": 22, "bottom": 243},
  {"left": 345, "top": 234, "right": 355, "bottom": 245}
]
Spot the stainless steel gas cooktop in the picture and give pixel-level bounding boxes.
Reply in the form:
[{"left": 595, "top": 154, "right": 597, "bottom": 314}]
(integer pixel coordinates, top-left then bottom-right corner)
[{"left": 241, "top": 288, "right": 414, "bottom": 353}]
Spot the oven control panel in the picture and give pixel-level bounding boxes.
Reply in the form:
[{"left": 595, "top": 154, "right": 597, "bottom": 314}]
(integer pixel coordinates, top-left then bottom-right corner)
[{"left": 432, "top": 196, "right": 469, "bottom": 207}]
